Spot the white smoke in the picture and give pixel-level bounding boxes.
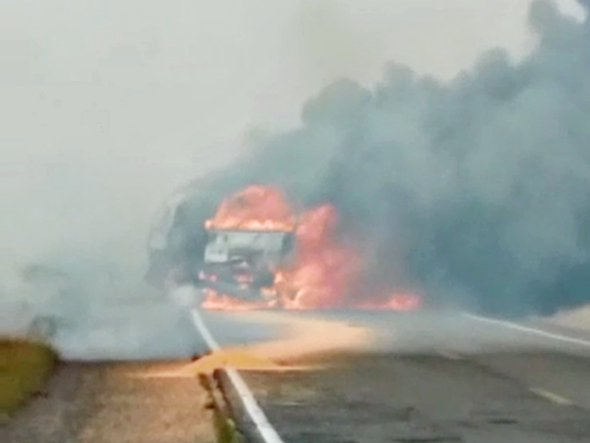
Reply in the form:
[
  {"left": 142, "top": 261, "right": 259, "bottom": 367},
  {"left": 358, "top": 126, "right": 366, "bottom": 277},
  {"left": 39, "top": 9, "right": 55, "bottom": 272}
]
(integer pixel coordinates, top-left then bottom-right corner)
[{"left": 2, "top": 0, "right": 581, "bottom": 358}]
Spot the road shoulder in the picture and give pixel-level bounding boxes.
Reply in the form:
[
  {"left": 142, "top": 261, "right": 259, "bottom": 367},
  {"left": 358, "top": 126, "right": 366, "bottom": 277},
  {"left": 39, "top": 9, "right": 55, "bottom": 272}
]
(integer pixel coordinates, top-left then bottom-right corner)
[{"left": 4, "top": 360, "right": 216, "bottom": 443}]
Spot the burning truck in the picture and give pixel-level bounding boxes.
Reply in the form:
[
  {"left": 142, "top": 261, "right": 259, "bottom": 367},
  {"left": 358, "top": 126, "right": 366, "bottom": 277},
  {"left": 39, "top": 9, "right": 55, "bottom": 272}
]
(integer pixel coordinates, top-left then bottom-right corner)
[
  {"left": 146, "top": 184, "right": 421, "bottom": 311},
  {"left": 198, "top": 185, "right": 299, "bottom": 306}
]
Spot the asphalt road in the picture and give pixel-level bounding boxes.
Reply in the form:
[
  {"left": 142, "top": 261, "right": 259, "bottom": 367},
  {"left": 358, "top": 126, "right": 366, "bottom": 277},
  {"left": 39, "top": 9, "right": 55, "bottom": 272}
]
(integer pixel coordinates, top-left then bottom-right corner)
[
  {"left": 7, "top": 282, "right": 589, "bottom": 443},
  {"left": 196, "top": 307, "right": 590, "bottom": 443}
]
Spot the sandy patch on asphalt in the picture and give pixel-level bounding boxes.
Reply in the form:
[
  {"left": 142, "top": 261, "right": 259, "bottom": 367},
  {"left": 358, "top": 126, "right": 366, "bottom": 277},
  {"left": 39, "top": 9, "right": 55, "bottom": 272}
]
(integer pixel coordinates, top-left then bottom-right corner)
[
  {"left": 227, "top": 312, "right": 375, "bottom": 364},
  {"left": 134, "top": 351, "right": 286, "bottom": 378},
  {"left": 136, "top": 312, "right": 374, "bottom": 378}
]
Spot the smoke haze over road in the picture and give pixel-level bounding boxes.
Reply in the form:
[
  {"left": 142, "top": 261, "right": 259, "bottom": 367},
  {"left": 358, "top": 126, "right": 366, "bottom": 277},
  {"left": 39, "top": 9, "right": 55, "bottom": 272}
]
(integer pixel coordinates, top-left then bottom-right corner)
[{"left": 1, "top": 0, "right": 586, "bottom": 358}]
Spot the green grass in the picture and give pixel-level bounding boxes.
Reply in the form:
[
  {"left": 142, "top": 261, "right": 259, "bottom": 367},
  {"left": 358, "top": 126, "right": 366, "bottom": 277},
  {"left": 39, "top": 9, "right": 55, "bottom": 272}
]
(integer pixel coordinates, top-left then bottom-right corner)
[
  {"left": 213, "top": 408, "right": 243, "bottom": 443},
  {"left": 0, "top": 337, "right": 58, "bottom": 416},
  {"left": 200, "top": 373, "right": 243, "bottom": 443}
]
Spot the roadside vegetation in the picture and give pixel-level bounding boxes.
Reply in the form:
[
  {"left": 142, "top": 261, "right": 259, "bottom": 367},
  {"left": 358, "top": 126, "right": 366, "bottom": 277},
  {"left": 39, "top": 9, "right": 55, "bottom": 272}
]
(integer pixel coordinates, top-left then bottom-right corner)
[
  {"left": 199, "top": 373, "right": 243, "bottom": 443},
  {"left": 0, "top": 337, "right": 58, "bottom": 417},
  {"left": 213, "top": 407, "right": 243, "bottom": 443}
]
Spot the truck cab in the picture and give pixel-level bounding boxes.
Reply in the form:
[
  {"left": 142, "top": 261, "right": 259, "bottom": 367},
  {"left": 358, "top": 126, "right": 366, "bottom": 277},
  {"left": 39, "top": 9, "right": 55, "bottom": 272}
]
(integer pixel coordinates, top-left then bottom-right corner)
[{"left": 199, "top": 228, "right": 296, "bottom": 294}]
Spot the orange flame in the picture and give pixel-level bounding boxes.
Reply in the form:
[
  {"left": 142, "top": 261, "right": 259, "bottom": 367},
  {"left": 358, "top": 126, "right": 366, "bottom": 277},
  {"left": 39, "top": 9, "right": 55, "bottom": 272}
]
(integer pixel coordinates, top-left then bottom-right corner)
[
  {"left": 278, "top": 204, "right": 362, "bottom": 309},
  {"left": 201, "top": 185, "right": 421, "bottom": 311},
  {"left": 356, "top": 292, "right": 423, "bottom": 311},
  {"left": 201, "top": 289, "right": 277, "bottom": 311},
  {"left": 205, "top": 184, "right": 297, "bottom": 231}
]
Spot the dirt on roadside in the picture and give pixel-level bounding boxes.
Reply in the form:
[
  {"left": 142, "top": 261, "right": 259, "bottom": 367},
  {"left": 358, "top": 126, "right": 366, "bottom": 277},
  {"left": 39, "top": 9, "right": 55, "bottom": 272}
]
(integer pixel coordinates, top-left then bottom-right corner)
[{"left": 3, "top": 360, "right": 216, "bottom": 443}]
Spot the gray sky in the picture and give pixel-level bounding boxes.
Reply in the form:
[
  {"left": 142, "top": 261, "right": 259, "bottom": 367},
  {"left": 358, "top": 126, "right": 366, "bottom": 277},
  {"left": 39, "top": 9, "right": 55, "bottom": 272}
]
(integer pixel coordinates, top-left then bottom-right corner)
[{"left": 0, "top": 0, "right": 584, "bottom": 275}]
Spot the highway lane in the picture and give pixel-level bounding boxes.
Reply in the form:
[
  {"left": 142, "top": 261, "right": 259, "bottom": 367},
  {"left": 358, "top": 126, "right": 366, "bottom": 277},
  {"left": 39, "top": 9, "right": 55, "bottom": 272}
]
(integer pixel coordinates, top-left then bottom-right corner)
[
  {"left": 199, "top": 309, "right": 283, "bottom": 350},
  {"left": 170, "top": 284, "right": 590, "bottom": 357},
  {"left": 241, "top": 352, "right": 590, "bottom": 443},
  {"left": 193, "top": 306, "right": 590, "bottom": 443},
  {"left": 200, "top": 308, "right": 590, "bottom": 408},
  {"left": 199, "top": 307, "right": 590, "bottom": 359}
]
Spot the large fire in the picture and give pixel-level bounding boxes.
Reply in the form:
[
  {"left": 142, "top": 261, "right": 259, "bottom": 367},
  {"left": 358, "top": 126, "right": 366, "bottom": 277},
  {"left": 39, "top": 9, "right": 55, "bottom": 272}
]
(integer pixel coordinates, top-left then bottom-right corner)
[
  {"left": 205, "top": 185, "right": 297, "bottom": 231},
  {"left": 279, "top": 204, "right": 361, "bottom": 309},
  {"left": 201, "top": 184, "right": 421, "bottom": 311}
]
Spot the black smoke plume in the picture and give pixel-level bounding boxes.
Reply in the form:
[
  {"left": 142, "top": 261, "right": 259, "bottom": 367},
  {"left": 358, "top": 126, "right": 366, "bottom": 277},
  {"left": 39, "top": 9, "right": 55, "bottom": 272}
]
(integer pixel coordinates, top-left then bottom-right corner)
[{"left": 171, "top": 0, "right": 590, "bottom": 317}]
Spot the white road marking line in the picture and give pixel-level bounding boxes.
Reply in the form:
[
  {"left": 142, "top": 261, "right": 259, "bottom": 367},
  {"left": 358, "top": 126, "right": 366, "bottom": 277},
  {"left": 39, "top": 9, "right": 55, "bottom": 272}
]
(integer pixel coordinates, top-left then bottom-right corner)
[
  {"left": 464, "top": 314, "right": 590, "bottom": 348},
  {"left": 530, "top": 388, "right": 573, "bottom": 406},
  {"left": 190, "top": 309, "right": 221, "bottom": 351},
  {"left": 190, "top": 308, "right": 286, "bottom": 443}
]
